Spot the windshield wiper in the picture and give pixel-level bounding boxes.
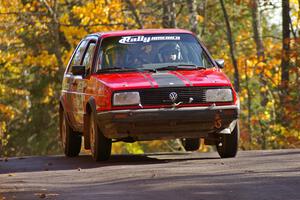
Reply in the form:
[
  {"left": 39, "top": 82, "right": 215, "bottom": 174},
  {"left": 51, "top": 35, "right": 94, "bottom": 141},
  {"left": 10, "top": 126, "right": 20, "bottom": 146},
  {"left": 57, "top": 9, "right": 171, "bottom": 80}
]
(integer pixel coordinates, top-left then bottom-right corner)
[
  {"left": 135, "top": 67, "right": 157, "bottom": 73},
  {"left": 96, "top": 67, "right": 139, "bottom": 73},
  {"left": 155, "top": 64, "right": 206, "bottom": 71},
  {"left": 178, "top": 64, "right": 206, "bottom": 69},
  {"left": 96, "top": 65, "right": 205, "bottom": 73}
]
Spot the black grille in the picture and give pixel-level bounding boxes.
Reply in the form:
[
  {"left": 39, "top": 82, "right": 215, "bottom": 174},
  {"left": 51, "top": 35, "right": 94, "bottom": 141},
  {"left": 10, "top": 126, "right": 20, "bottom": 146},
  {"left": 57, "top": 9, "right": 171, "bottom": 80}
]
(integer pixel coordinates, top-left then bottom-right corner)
[{"left": 138, "top": 87, "right": 210, "bottom": 105}]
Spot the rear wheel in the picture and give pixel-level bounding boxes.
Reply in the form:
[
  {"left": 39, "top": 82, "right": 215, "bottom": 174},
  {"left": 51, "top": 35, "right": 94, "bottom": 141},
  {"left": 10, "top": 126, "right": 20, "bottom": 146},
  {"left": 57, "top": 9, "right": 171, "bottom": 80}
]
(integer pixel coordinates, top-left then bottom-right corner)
[
  {"left": 216, "top": 122, "right": 239, "bottom": 158},
  {"left": 60, "top": 110, "right": 82, "bottom": 157},
  {"left": 182, "top": 138, "right": 200, "bottom": 151},
  {"left": 89, "top": 112, "right": 112, "bottom": 161}
]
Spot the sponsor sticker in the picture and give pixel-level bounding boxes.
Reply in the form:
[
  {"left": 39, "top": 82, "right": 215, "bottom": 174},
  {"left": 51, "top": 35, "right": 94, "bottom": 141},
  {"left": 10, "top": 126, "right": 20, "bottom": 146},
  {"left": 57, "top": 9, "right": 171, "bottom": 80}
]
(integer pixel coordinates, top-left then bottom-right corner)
[{"left": 119, "top": 35, "right": 180, "bottom": 44}]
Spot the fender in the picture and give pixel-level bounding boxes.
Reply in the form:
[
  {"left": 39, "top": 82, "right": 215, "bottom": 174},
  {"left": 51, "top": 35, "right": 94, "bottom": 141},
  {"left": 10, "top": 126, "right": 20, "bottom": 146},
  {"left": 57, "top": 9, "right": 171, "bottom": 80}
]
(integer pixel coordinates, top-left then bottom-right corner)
[
  {"left": 86, "top": 97, "right": 97, "bottom": 113},
  {"left": 59, "top": 95, "right": 66, "bottom": 113},
  {"left": 83, "top": 97, "right": 97, "bottom": 149},
  {"left": 59, "top": 95, "right": 75, "bottom": 130}
]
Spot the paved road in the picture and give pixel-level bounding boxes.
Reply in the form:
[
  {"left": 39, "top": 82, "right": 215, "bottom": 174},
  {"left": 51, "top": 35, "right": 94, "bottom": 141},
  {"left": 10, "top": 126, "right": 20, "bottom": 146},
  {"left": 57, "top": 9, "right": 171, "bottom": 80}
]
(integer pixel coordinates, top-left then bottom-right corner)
[{"left": 0, "top": 149, "right": 300, "bottom": 200}]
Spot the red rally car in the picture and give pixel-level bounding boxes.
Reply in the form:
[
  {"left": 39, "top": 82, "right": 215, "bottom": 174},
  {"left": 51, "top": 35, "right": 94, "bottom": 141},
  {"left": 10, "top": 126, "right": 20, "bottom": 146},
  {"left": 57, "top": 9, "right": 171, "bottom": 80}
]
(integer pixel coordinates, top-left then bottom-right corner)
[{"left": 59, "top": 29, "right": 240, "bottom": 161}]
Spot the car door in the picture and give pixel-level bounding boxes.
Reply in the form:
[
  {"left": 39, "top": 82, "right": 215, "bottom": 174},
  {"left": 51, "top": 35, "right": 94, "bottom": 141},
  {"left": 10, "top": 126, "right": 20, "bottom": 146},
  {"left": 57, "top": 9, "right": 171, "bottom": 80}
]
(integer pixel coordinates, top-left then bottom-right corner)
[
  {"left": 72, "top": 38, "right": 97, "bottom": 129},
  {"left": 63, "top": 39, "right": 88, "bottom": 128}
]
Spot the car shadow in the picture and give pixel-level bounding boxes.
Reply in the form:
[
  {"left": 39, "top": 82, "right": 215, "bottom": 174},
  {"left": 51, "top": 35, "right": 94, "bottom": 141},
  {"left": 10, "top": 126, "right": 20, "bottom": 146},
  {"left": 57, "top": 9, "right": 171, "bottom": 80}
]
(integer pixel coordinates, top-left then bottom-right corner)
[{"left": 0, "top": 152, "right": 220, "bottom": 174}]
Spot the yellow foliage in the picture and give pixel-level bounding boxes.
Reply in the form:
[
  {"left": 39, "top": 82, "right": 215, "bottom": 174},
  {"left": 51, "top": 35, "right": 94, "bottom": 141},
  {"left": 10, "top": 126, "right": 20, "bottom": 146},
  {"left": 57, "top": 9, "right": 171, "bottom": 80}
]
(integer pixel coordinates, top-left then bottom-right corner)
[
  {"left": 23, "top": 51, "right": 57, "bottom": 68},
  {"left": 125, "top": 143, "right": 144, "bottom": 154},
  {"left": 197, "top": 15, "right": 204, "bottom": 23},
  {"left": 0, "top": 103, "right": 15, "bottom": 119},
  {"left": 0, "top": 84, "right": 29, "bottom": 96},
  {"left": 112, "top": 142, "right": 124, "bottom": 154},
  {"left": 112, "top": 142, "right": 144, "bottom": 154},
  {"left": 41, "top": 86, "right": 54, "bottom": 104}
]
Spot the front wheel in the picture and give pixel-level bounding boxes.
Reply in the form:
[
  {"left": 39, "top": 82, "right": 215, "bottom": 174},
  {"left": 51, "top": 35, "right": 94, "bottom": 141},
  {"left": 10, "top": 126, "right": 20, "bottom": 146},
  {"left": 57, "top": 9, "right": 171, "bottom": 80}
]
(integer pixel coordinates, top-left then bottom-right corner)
[
  {"left": 60, "top": 110, "right": 82, "bottom": 157},
  {"left": 89, "top": 112, "right": 112, "bottom": 161},
  {"left": 216, "top": 122, "right": 239, "bottom": 158}
]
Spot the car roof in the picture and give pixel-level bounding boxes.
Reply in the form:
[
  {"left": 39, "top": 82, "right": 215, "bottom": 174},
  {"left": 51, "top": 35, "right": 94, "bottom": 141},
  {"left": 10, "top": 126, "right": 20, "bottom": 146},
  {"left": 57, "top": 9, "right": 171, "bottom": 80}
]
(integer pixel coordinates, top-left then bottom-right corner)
[{"left": 88, "top": 29, "right": 194, "bottom": 38}]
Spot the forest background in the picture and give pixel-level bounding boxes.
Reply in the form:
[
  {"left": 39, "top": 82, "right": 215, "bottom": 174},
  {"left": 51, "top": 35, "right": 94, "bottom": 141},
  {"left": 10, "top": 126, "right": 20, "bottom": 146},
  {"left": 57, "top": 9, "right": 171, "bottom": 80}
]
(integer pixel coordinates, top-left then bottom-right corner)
[{"left": 0, "top": 0, "right": 299, "bottom": 156}]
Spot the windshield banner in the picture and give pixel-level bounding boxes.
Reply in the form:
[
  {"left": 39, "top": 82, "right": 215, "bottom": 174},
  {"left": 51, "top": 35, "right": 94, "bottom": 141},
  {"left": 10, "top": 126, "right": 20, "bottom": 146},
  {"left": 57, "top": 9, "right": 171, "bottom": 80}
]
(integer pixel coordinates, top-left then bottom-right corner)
[{"left": 119, "top": 35, "right": 180, "bottom": 44}]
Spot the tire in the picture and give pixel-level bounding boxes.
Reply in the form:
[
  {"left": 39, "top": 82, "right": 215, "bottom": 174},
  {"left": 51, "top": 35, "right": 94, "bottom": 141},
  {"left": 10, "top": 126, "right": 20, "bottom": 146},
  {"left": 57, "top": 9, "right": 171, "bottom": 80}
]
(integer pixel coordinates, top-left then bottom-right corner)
[
  {"left": 216, "top": 122, "right": 239, "bottom": 158},
  {"left": 89, "top": 112, "right": 112, "bottom": 161},
  {"left": 182, "top": 138, "right": 200, "bottom": 151},
  {"left": 60, "top": 109, "right": 82, "bottom": 157}
]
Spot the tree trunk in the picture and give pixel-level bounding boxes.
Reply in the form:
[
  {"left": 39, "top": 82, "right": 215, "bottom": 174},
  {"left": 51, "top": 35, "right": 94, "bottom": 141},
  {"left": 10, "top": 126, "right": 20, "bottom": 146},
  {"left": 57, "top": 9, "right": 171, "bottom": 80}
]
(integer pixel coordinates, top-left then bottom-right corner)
[
  {"left": 187, "top": 0, "right": 198, "bottom": 35},
  {"left": 170, "top": 1, "right": 176, "bottom": 28},
  {"left": 245, "top": 61, "right": 252, "bottom": 144},
  {"left": 281, "top": 0, "right": 290, "bottom": 93},
  {"left": 251, "top": 0, "right": 268, "bottom": 149},
  {"left": 41, "top": 0, "right": 64, "bottom": 81},
  {"left": 162, "top": 0, "right": 176, "bottom": 28},
  {"left": 53, "top": 2, "right": 64, "bottom": 83},
  {"left": 200, "top": 0, "right": 207, "bottom": 37},
  {"left": 297, "top": 0, "right": 300, "bottom": 101},
  {"left": 124, "top": 0, "right": 143, "bottom": 29},
  {"left": 280, "top": 0, "right": 291, "bottom": 125},
  {"left": 219, "top": 0, "right": 240, "bottom": 92},
  {"left": 251, "top": 0, "right": 264, "bottom": 59}
]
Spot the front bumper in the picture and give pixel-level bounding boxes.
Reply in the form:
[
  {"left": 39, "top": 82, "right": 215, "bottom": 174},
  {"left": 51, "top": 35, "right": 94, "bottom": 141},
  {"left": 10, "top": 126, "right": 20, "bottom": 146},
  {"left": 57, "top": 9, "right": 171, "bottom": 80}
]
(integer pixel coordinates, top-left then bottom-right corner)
[{"left": 97, "top": 105, "right": 239, "bottom": 140}]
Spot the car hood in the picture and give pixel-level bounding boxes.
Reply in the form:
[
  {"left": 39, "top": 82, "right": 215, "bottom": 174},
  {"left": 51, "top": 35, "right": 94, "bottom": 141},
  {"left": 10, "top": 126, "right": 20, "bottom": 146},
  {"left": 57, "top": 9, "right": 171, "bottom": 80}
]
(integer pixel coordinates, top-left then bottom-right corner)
[{"left": 93, "top": 68, "right": 232, "bottom": 90}]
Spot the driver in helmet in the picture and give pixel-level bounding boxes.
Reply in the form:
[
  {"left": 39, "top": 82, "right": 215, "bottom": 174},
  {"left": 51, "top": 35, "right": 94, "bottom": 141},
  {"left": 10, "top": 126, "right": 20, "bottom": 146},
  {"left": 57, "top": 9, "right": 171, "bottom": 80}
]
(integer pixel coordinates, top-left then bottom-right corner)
[
  {"left": 158, "top": 43, "right": 181, "bottom": 63},
  {"left": 127, "top": 44, "right": 152, "bottom": 67}
]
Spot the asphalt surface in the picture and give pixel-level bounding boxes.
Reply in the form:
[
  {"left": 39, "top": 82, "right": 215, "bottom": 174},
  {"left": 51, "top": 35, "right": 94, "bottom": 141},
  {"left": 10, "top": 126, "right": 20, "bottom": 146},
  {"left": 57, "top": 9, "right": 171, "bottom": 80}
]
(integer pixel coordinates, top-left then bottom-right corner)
[{"left": 0, "top": 149, "right": 300, "bottom": 200}]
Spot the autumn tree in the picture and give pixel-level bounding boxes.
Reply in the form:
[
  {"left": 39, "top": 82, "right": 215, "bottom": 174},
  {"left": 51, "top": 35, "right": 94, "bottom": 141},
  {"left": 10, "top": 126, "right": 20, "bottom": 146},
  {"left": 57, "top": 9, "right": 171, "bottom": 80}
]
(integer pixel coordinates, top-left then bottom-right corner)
[
  {"left": 0, "top": 0, "right": 133, "bottom": 156},
  {"left": 1, "top": 0, "right": 300, "bottom": 156},
  {"left": 219, "top": 0, "right": 240, "bottom": 92}
]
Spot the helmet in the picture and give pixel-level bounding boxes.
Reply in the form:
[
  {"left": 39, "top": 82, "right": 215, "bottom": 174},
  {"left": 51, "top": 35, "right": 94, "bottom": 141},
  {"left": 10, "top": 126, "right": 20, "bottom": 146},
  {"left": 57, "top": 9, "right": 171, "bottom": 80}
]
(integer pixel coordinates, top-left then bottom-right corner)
[{"left": 158, "top": 43, "right": 181, "bottom": 62}]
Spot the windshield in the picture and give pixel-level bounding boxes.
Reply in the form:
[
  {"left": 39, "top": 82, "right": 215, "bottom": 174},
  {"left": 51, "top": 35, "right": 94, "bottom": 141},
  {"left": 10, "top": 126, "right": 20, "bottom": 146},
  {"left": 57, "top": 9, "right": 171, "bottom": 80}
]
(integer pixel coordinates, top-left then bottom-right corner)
[{"left": 99, "top": 34, "right": 213, "bottom": 71}]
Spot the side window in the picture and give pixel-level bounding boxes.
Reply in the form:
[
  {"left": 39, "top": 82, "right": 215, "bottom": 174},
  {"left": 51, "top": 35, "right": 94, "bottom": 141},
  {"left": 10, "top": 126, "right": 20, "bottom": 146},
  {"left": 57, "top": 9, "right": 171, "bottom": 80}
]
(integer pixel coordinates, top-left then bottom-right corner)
[
  {"left": 67, "top": 40, "right": 87, "bottom": 74},
  {"left": 82, "top": 42, "right": 96, "bottom": 75},
  {"left": 96, "top": 48, "right": 103, "bottom": 71},
  {"left": 202, "top": 51, "right": 214, "bottom": 68}
]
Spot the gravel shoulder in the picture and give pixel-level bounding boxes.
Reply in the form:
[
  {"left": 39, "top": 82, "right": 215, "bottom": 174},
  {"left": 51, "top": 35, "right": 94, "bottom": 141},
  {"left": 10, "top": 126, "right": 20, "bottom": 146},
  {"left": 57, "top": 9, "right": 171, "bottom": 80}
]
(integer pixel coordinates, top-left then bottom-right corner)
[{"left": 1, "top": 149, "right": 300, "bottom": 200}]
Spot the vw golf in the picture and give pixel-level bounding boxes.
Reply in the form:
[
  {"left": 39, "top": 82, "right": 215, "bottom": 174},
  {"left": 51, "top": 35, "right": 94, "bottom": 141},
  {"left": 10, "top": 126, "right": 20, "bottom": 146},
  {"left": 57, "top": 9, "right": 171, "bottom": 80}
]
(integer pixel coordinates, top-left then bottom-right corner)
[{"left": 59, "top": 29, "right": 240, "bottom": 161}]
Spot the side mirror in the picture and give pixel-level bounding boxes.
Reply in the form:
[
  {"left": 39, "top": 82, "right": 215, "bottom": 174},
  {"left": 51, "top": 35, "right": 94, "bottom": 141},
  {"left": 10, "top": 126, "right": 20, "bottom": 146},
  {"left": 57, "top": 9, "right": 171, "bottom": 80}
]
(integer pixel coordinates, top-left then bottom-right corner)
[
  {"left": 71, "top": 65, "right": 85, "bottom": 76},
  {"left": 215, "top": 59, "right": 225, "bottom": 69}
]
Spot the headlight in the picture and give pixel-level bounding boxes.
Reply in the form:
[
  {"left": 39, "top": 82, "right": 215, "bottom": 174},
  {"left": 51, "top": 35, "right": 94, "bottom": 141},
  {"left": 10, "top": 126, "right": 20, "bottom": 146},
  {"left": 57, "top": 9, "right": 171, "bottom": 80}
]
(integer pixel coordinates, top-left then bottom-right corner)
[
  {"left": 205, "top": 88, "right": 233, "bottom": 102},
  {"left": 113, "top": 92, "right": 140, "bottom": 106}
]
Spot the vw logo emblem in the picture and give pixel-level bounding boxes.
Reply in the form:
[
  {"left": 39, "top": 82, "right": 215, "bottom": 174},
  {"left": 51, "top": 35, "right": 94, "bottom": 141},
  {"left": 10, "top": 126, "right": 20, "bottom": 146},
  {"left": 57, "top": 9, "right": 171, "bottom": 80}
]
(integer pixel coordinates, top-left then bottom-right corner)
[{"left": 169, "top": 92, "right": 178, "bottom": 102}]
